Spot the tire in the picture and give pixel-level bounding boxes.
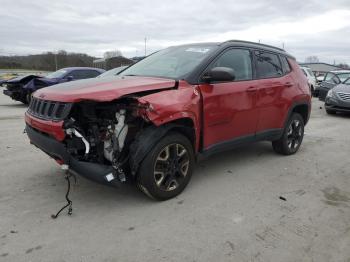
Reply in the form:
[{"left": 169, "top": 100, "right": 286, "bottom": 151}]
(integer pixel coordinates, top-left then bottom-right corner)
[
  {"left": 326, "top": 109, "right": 336, "bottom": 115},
  {"left": 137, "top": 132, "right": 194, "bottom": 201},
  {"left": 26, "top": 92, "right": 32, "bottom": 105},
  {"left": 272, "top": 113, "right": 304, "bottom": 155}
]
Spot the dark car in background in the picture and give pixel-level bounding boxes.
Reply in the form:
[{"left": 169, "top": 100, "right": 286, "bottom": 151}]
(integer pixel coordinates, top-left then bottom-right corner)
[
  {"left": 2, "top": 67, "right": 105, "bottom": 104},
  {"left": 318, "top": 70, "right": 350, "bottom": 101},
  {"left": 325, "top": 77, "right": 350, "bottom": 114}
]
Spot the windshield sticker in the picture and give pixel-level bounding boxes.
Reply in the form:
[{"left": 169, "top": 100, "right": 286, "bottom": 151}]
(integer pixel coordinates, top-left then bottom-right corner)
[{"left": 185, "top": 48, "right": 210, "bottom": 53}]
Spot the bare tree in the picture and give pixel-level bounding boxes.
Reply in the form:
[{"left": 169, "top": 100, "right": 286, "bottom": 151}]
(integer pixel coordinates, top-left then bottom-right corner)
[
  {"left": 103, "top": 50, "right": 123, "bottom": 59},
  {"left": 305, "top": 56, "right": 319, "bottom": 63},
  {"left": 336, "top": 63, "right": 350, "bottom": 70}
]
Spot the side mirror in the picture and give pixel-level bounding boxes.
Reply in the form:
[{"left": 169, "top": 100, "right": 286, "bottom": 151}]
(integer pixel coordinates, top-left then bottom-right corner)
[
  {"left": 66, "top": 76, "right": 74, "bottom": 81},
  {"left": 202, "top": 67, "right": 235, "bottom": 83}
]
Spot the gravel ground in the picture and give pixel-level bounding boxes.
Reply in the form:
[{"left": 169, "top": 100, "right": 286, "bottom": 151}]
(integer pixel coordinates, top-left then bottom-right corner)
[{"left": 0, "top": 91, "right": 349, "bottom": 262}]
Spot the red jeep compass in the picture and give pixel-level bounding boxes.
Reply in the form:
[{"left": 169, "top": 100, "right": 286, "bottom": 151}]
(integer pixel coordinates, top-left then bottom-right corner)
[{"left": 25, "top": 40, "right": 311, "bottom": 200}]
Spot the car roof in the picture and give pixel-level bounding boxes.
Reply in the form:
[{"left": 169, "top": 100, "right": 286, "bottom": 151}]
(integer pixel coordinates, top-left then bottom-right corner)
[
  {"left": 330, "top": 70, "right": 350, "bottom": 74},
  {"left": 173, "top": 40, "right": 294, "bottom": 59}
]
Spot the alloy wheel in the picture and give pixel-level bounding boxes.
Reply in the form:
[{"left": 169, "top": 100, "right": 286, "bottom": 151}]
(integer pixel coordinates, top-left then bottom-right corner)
[
  {"left": 287, "top": 119, "right": 303, "bottom": 150},
  {"left": 153, "top": 143, "right": 190, "bottom": 192}
]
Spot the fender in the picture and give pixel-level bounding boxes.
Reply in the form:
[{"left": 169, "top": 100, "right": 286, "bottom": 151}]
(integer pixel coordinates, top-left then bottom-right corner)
[
  {"left": 129, "top": 125, "right": 174, "bottom": 176},
  {"left": 137, "top": 81, "right": 202, "bottom": 151}
]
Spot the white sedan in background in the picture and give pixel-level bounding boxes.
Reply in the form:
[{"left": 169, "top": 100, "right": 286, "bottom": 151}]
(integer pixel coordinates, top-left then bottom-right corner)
[{"left": 300, "top": 66, "right": 317, "bottom": 96}]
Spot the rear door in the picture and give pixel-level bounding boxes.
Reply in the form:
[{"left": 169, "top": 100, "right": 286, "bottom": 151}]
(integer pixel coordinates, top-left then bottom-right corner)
[
  {"left": 198, "top": 48, "right": 260, "bottom": 149},
  {"left": 254, "top": 51, "right": 294, "bottom": 133}
]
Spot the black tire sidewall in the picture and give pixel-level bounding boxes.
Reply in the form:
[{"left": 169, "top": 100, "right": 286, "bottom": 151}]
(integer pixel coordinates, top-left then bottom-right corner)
[
  {"left": 281, "top": 113, "right": 305, "bottom": 154},
  {"left": 137, "top": 132, "right": 194, "bottom": 201}
]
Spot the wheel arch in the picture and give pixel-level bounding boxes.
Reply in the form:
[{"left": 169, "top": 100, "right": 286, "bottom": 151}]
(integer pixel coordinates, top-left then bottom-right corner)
[
  {"left": 286, "top": 102, "right": 311, "bottom": 126},
  {"left": 129, "top": 118, "right": 197, "bottom": 177}
]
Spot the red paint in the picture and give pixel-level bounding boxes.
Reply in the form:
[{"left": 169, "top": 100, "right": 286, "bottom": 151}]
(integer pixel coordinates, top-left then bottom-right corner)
[
  {"left": 137, "top": 81, "right": 202, "bottom": 151},
  {"left": 27, "top": 60, "right": 310, "bottom": 154},
  {"left": 25, "top": 113, "right": 66, "bottom": 141},
  {"left": 33, "top": 76, "right": 176, "bottom": 102},
  {"left": 198, "top": 80, "right": 261, "bottom": 149}
]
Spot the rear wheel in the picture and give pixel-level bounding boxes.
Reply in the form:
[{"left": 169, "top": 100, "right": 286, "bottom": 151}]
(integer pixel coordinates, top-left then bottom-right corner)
[
  {"left": 137, "top": 132, "right": 194, "bottom": 201},
  {"left": 272, "top": 113, "right": 304, "bottom": 155}
]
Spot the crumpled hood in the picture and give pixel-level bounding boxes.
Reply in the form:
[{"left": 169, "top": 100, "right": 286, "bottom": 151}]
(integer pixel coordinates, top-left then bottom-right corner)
[
  {"left": 6, "top": 74, "right": 40, "bottom": 84},
  {"left": 33, "top": 76, "right": 176, "bottom": 102},
  {"left": 24, "top": 77, "right": 61, "bottom": 90}
]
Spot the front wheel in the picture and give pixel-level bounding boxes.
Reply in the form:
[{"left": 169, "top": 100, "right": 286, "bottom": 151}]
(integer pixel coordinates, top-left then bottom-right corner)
[
  {"left": 272, "top": 113, "right": 304, "bottom": 155},
  {"left": 137, "top": 132, "right": 194, "bottom": 201}
]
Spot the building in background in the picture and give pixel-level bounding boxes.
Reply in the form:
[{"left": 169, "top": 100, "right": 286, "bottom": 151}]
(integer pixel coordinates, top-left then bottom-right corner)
[{"left": 299, "top": 62, "right": 342, "bottom": 75}]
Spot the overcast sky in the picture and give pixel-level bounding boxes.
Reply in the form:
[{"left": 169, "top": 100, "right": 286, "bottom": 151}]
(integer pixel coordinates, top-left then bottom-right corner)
[{"left": 0, "top": 0, "right": 350, "bottom": 64}]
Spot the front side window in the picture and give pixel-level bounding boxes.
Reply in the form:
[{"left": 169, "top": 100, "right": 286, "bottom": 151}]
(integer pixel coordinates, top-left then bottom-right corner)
[
  {"left": 255, "top": 51, "right": 283, "bottom": 78},
  {"left": 210, "top": 49, "right": 253, "bottom": 81}
]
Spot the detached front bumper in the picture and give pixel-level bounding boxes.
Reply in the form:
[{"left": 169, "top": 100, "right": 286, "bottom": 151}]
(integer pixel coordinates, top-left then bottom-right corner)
[{"left": 25, "top": 124, "right": 115, "bottom": 185}]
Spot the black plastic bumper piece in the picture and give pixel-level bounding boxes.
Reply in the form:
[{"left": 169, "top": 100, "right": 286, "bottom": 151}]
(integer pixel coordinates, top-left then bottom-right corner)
[{"left": 26, "top": 124, "right": 114, "bottom": 185}]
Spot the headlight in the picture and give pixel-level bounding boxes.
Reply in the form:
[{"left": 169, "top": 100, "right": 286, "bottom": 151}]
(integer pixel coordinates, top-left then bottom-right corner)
[{"left": 327, "top": 89, "right": 335, "bottom": 98}]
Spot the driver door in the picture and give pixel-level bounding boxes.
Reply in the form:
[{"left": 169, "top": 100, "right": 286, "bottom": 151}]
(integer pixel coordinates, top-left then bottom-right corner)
[{"left": 198, "top": 48, "right": 260, "bottom": 150}]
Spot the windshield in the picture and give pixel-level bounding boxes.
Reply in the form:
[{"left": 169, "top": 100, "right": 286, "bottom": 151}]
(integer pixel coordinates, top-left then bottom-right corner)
[
  {"left": 307, "top": 69, "right": 315, "bottom": 77},
  {"left": 336, "top": 73, "right": 350, "bottom": 82},
  {"left": 46, "top": 69, "right": 68, "bottom": 79},
  {"left": 119, "top": 45, "right": 216, "bottom": 79},
  {"left": 344, "top": 78, "right": 350, "bottom": 85}
]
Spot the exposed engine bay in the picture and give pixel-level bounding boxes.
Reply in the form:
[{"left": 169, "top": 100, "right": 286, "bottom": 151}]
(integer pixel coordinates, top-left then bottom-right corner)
[{"left": 62, "top": 97, "right": 149, "bottom": 183}]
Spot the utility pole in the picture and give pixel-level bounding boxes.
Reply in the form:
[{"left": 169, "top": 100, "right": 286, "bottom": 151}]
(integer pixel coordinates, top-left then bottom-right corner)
[
  {"left": 54, "top": 52, "right": 58, "bottom": 70},
  {"left": 282, "top": 42, "right": 285, "bottom": 49},
  {"left": 144, "top": 37, "right": 147, "bottom": 56}
]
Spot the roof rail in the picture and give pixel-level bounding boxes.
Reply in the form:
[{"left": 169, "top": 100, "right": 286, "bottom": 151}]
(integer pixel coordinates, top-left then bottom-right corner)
[{"left": 222, "top": 40, "right": 285, "bottom": 52}]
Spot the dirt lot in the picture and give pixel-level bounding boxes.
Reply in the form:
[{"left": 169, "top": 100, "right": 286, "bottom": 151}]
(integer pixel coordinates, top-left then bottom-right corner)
[{"left": 0, "top": 91, "right": 349, "bottom": 262}]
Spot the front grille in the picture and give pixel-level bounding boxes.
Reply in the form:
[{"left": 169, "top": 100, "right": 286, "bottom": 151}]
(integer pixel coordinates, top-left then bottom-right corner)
[
  {"left": 337, "top": 92, "right": 350, "bottom": 101},
  {"left": 27, "top": 97, "right": 72, "bottom": 121}
]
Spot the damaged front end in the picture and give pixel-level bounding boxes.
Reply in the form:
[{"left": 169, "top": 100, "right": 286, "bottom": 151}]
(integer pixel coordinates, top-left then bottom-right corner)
[
  {"left": 25, "top": 95, "right": 161, "bottom": 185},
  {"left": 25, "top": 78, "right": 201, "bottom": 188}
]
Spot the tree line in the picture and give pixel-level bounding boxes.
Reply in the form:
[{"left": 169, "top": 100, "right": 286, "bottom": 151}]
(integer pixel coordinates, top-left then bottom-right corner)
[{"left": 0, "top": 50, "right": 96, "bottom": 71}]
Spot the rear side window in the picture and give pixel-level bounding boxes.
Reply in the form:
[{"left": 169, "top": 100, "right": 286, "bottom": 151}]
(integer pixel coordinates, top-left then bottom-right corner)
[
  {"left": 280, "top": 56, "right": 291, "bottom": 74},
  {"left": 70, "top": 70, "right": 100, "bottom": 80},
  {"left": 255, "top": 51, "right": 283, "bottom": 78},
  {"left": 211, "top": 49, "right": 253, "bottom": 81}
]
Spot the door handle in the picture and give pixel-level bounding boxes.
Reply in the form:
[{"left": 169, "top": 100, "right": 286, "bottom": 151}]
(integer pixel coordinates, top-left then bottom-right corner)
[
  {"left": 247, "top": 86, "right": 257, "bottom": 92},
  {"left": 285, "top": 82, "right": 293, "bottom": 88}
]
